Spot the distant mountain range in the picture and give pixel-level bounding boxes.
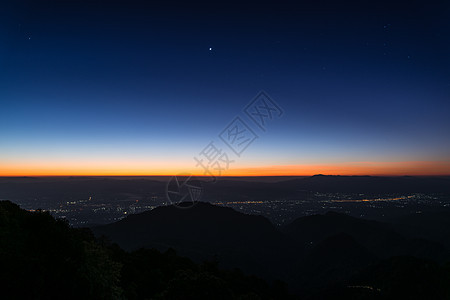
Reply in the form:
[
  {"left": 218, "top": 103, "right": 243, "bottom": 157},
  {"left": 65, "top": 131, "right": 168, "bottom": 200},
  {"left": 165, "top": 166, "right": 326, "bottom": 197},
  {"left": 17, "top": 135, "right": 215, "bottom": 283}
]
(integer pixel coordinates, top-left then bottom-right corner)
[
  {"left": 1, "top": 175, "right": 449, "bottom": 202},
  {"left": 280, "top": 174, "right": 450, "bottom": 193},
  {"left": 205, "top": 174, "right": 450, "bottom": 195}
]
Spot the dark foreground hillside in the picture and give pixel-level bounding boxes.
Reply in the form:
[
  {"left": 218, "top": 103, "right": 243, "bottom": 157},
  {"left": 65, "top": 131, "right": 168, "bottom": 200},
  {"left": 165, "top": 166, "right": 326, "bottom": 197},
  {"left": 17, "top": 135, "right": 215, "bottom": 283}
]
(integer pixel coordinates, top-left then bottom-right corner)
[
  {"left": 2, "top": 200, "right": 450, "bottom": 299},
  {"left": 0, "top": 201, "right": 290, "bottom": 299}
]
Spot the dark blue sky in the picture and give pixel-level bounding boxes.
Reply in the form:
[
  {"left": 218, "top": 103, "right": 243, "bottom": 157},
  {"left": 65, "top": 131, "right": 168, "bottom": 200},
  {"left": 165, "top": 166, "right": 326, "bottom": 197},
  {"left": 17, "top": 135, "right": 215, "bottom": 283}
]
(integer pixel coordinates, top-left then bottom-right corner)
[{"left": 1, "top": 0, "right": 449, "bottom": 175}]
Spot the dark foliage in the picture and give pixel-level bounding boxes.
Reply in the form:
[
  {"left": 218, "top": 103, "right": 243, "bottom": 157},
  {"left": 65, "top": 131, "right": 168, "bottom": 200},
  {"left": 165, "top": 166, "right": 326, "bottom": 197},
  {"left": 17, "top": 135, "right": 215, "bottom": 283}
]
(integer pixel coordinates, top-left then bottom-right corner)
[
  {"left": 0, "top": 201, "right": 290, "bottom": 299},
  {"left": 2, "top": 200, "right": 450, "bottom": 299},
  {"left": 0, "top": 201, "right": 122, "bottom": 299}
]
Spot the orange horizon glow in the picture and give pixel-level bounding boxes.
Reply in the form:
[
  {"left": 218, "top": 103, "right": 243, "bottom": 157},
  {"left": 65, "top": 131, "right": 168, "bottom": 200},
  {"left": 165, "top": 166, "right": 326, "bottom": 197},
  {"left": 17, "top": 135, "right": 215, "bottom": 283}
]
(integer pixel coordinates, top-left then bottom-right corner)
[{"left": 1, "top": 160, "right": 449, "bottom": 177}]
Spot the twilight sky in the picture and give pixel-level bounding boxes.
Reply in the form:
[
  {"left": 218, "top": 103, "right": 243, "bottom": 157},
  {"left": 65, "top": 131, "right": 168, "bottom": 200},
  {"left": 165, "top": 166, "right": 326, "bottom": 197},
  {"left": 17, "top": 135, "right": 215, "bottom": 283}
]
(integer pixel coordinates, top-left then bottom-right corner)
[{"left": 1, "top": 0, "right": 449, "bottom": 176}]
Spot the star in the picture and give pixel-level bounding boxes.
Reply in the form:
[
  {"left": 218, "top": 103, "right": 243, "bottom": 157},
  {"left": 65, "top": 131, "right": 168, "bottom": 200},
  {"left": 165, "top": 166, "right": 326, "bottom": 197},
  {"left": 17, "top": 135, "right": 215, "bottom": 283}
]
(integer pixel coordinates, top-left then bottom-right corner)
[{"left": 209, "top": 47, "right": 212, "bottom": 51}]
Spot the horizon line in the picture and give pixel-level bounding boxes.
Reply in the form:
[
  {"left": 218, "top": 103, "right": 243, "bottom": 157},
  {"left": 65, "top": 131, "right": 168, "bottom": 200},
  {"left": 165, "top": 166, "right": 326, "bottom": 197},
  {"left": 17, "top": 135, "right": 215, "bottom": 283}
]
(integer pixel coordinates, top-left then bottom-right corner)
[{"left": 1, "top": 174, "right": 449, "bottom": 178}]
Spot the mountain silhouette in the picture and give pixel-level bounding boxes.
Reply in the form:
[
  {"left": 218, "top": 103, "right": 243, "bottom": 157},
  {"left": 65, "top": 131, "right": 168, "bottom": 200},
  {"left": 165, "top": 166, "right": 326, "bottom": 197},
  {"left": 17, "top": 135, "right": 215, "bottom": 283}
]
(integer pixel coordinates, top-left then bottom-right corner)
[
  {"left": 92, "top": 202, "right": 289, "bottom": 278},
  {"left": 293, "top": 233, "right": 377, "bottom": 292},
  {"left": 3, "top": 198, "right": 450, "bottom": 298},
  {"left": 282, "top": 212, "right": 449, "bottom": 295},
  {"left": 390, "top": 211, "right": 450, "bottom": 249},
  {"left": 0, "top": 200, "right": 290, "bottom": 299},
  {"left": 93, "top": 202, "right": 450, "bottom": 293},
  {"left": 283, "top": 211, "right": 448, "bottom": 261}
]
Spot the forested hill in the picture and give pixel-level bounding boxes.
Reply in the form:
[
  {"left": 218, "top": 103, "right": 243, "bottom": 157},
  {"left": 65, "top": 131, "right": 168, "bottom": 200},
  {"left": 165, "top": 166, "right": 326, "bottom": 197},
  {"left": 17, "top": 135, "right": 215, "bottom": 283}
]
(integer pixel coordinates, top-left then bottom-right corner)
[{"left": 0, "top": 200, "right": 289, "bottom": 299}]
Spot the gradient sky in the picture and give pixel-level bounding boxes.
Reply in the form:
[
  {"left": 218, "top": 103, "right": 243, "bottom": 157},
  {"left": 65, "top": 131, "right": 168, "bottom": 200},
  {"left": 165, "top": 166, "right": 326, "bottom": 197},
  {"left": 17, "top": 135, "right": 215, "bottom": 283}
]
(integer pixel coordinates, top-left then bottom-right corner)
[{"left": 1, "top": 0, "right": 450, "bottom": 176}]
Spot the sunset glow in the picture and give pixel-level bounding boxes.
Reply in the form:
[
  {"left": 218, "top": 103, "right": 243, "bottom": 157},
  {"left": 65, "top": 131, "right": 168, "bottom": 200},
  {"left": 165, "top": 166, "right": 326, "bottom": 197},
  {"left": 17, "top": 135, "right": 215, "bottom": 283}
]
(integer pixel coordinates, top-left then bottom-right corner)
[{"left": 1, "top": 161, "right": 449, "bottom": 177}]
